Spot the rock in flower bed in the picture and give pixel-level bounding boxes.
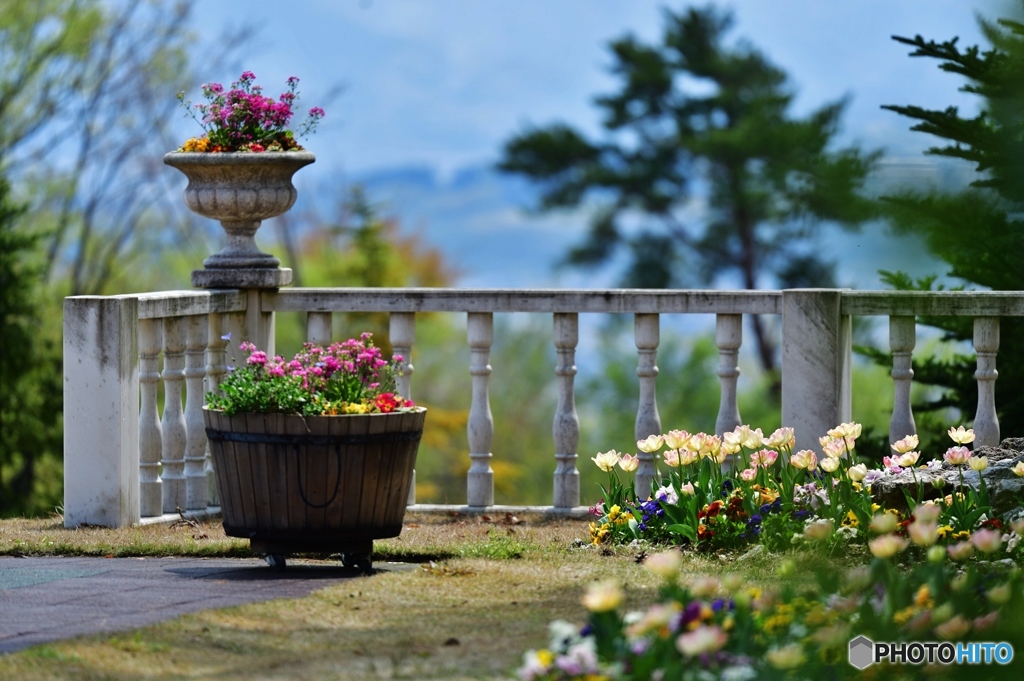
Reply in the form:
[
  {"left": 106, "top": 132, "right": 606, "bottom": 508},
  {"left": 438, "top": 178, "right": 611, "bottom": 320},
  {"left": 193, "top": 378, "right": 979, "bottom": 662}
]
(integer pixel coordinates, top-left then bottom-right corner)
[{"left": 517, "top": 423, "right": 1024, "bottom": 679}]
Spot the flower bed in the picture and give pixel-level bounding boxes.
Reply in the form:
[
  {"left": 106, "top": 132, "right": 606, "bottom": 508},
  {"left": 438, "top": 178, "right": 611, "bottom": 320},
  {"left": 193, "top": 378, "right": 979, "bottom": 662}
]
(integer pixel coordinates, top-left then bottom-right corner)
[
  {"left": 519, "top": 423, "right": 1024, "bottom": 679},
  {"left": 586, "top": 424, "right": 1021, "bottom": 554}
]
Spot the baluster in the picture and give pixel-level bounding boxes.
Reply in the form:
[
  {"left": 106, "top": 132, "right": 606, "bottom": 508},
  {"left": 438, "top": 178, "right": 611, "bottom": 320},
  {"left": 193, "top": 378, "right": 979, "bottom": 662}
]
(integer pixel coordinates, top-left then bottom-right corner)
[
  {"left": 184, "top": 315, "right": 209, "bottom": 510},
  {"left": 161, "top": 317, "right": 187, "bottom": 514},
  {"left": 205, "top": 313, "right": 229, "bottom": 506},
  {"left": 889, "top": 315, "right": 917, "bottom": 444},
  {"left": 715, "top": 314, "right": 742, "bottom": 437},
  {"left": 634, "top": 313, "right": 661, "bottom": 498},
  {"left": 390, "top": 312, "right": 417, "bottom": 505},
  {"left": 307, "top": 311, "right": 333, "bottom": 346},
  {"left": 974, "top": 316, "right": 1000, "bottom": 448},
  {"left": 553, "top": 313, "right": 580, "bottom": 509},
  {"left": 223, "top": 311, "right": 246, "bottom": 368},
  {"left": 467, "top": 312, "right": 494, "bottom": 507},
  {"left": 139, "top": 319, "right": 163, "bottom": 517}
]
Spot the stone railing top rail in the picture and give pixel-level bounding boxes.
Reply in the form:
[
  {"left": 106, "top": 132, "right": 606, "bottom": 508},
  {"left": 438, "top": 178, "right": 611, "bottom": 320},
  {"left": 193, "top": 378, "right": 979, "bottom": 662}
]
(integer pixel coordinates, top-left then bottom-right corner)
[
  {"left": 128, "top": 290, "right": 246, "bottom": 319},
  {"left": 262, "top": 288, "right": 784, "bottom": 314},
  {"left": 68, "top": 288, "right": 1024, "bottom": 320},
  {"left": 841, "top": 291, "right": 1024, "bottom": 316}
]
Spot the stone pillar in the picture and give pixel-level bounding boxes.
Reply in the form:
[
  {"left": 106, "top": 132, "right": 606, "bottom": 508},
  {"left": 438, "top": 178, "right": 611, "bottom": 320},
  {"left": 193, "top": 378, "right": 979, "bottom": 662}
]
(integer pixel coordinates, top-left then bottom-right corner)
[
  {"left": 63, "top": 296, "right": 140, "bottom": 528},
  {"left": 781, "top": 289, "right": 851, "bottom": 454}
]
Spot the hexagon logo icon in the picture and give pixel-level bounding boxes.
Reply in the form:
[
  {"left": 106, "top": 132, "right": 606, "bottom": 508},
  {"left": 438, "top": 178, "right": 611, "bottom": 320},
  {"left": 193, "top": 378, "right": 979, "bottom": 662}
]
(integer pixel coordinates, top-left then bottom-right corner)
[{"left": 849, "top": 635, "right": 875, "bottom": 670}]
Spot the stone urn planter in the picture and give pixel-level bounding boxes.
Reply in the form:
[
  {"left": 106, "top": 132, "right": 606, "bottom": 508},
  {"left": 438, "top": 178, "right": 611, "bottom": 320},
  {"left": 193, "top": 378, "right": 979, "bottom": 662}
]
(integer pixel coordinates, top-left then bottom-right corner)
[
  {"left": 204, "top": 406, "right": 426, "bottom": 571},
  {"left": 163, "top": 151, "right": 314, "bottom": 288}
]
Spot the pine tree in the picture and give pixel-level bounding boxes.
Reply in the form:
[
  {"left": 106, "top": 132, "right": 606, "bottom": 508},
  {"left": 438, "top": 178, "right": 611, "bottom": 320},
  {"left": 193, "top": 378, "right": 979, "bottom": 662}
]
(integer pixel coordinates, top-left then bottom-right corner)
[
  {"left": 0, "top": 176, "right": 63, "bottom": 516},
  {"left": 873, "top": 12, "right": 1024, "bottom": 441},
  {"left": 499, "top": 5, "right": 879, "bottom": 374}
]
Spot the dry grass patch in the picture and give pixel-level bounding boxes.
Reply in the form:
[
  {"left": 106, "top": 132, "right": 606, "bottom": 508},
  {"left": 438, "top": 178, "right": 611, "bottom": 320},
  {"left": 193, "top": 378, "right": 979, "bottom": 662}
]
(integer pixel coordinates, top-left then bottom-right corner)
[{"left": 0, "top": 516, "right": 249, "bottom": 558}]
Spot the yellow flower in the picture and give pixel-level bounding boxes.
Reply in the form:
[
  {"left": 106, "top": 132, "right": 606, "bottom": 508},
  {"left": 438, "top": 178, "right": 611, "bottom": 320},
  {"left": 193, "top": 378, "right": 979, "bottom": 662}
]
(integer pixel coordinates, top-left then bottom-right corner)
[
  {"left": 618, "top": 453, "right": 639, "bottom": 472},
  {"left": 934, "top": 615, "right": 971, "bottom": 640},
  {"left": 644, "top": 551, "right": 683, "bottom": 580},
  {"left": 869, "top": 513, "right": 898, "bottom": 534},
  {"left": 914, "top": 585, "right": 932, "bottom": 608},
  {"left": 968, "top": 455, "right": 988, "bottom": 472},
  {"left": 987, "top": 583, "right": 1012, "bottom": 605},
  {"left": 947, "top": 425, "right": 975, "bottom": 444},
  {"left": 582, "top": 580, "right": 624, "bottom": 612},
  {"left": 663, "top": 429, "right": 691, "bottom": 450},
  {"left": 893, "top": 605, "right": 919, "bottom": 627},
  {"left": 766, "top": 643, "right": 807, "bottom": 670},
  {"left": 181, "top": 136, "right": 210, "bottom": 152},
  {"left": 592, "top": 450, "right": 621, "bottom": 472},
  {"left": 636, "top": 435, "right": 664, "bottom": 453},
  {"left": 891, "top": 434, "right": 919, "bottom": 454},
  {"left": 755, "top": 487, "right": 778, "bottom": 505},
  {"left": 908, "top": 521, "right": 939, "bottom": 547},
  {"left": 841, "top": 510, "right": 860, "bottom": 528},
  {"left": 869, "top": 534, "right": 909, "bottom": 559},
  {"left": 790, "top": 449, "right": 817, "bottom": 470}
]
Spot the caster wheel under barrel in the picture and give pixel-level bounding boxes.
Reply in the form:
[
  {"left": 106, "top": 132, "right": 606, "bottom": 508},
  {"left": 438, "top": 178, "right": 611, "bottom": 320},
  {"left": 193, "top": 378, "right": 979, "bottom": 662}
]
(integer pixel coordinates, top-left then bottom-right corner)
[
  {"left": 342, "top": 552, "right": 372, "bottom": 573},
  {"left": 263, "top": 553, "right": 287, "bottom": 571}
]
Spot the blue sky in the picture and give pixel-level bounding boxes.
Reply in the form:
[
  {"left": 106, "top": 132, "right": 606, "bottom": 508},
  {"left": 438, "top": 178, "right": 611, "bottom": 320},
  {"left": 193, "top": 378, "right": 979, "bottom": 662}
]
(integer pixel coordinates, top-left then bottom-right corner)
[
  {"left": 192, "top": 0, "right": 1000, "bottom": 178},
  {"left": 185, "top": 1, "right": 1003, "bottom": 289}
]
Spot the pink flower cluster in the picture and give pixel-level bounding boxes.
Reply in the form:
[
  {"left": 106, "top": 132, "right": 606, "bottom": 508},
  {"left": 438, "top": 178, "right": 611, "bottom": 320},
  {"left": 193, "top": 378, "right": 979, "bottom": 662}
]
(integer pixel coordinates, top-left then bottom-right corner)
[
  {"left": 240, "top": 333, "right": 397, "bottom": 391},
  {"left": 179, "top": 72, "right": 324, "bottom": 152}
]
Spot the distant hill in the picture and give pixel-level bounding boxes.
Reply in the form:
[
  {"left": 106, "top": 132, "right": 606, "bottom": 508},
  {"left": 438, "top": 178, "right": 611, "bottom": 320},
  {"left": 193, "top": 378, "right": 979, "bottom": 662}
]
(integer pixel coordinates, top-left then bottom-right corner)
[{"left": 345, "top": 155, "right": 968, "bottom": 291}]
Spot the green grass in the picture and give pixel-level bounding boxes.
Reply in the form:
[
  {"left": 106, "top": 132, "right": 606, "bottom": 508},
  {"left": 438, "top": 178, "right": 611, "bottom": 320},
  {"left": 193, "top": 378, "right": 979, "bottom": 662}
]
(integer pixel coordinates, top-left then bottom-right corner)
[{"left": 0, "top": 514, "right": 848, "bottom": 680}]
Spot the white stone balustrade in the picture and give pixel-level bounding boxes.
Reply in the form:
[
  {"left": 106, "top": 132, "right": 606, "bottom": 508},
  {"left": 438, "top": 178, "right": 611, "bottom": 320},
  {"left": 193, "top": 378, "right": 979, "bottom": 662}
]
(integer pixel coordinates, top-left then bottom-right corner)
[
  {"left": 714, "top": 314, "right": 743, "bottom": 437},
  {"left": 888, "top": 315, "right": 916, "bottom": 444},
  {"left": 974, "top": 317, "right": 1000, "bottom": 448},
  {"left": 184, "top": 315, "right": 209, "bottom": 510},
  {"left": 63, "top": 287, "right": 1024, "bottom": 527},
  {"left": 553, "top": 313, "right": 580, "bottom": 509},
  {"left": 467, "top": 312, "right": 495, "bottom": 507},
  {"left": 389, "top": 312, "right": 417, "bottom": 505},
  {"left": 160, "top": 316, "right": 187, "bottom": 514},
  {"left": 634, "top": 313, "right": 661, "bottom": 499},
  {"left": 138, "top": 318, "right": 163, "bottom": 518}
]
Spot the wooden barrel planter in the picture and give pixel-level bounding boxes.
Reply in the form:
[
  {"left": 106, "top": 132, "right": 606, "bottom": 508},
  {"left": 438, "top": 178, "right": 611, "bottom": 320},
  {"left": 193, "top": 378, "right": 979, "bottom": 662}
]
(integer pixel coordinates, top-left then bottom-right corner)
[{"left": 204, "top": 407, "right": 426, "bottom": 570}]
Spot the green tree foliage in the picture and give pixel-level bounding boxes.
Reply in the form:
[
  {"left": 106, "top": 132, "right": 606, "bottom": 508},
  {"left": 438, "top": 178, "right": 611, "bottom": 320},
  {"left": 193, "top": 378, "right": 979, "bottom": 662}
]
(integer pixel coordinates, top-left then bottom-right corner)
[
  {"left": 0, "top": 177, "right": 62, "bottom": 516},
  {"left": 1, "top": 0, "right": 243, "bottom": 295},
  {"left": 0, "top": 0, "right": 243, "bottom": 516},
  {"left": 499, "top": 5, "right": 879, "bottom": 374},
  {"left": 872, "top": 11, "right": 1024, "bottom": 441}
]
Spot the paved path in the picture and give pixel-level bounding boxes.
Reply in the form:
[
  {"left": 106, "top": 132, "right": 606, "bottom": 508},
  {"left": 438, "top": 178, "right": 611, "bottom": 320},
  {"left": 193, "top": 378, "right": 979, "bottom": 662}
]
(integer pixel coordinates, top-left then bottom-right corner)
[{"left": 0, "top": 556, "right": 398, "bottom": 654}]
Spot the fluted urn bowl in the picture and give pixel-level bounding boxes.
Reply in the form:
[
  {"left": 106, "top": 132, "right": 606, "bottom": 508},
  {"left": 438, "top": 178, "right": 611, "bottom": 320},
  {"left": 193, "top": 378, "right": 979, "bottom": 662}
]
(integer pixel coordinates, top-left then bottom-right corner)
[{"left": 164, "top": 151, "right": 315, "bottom": 269}]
